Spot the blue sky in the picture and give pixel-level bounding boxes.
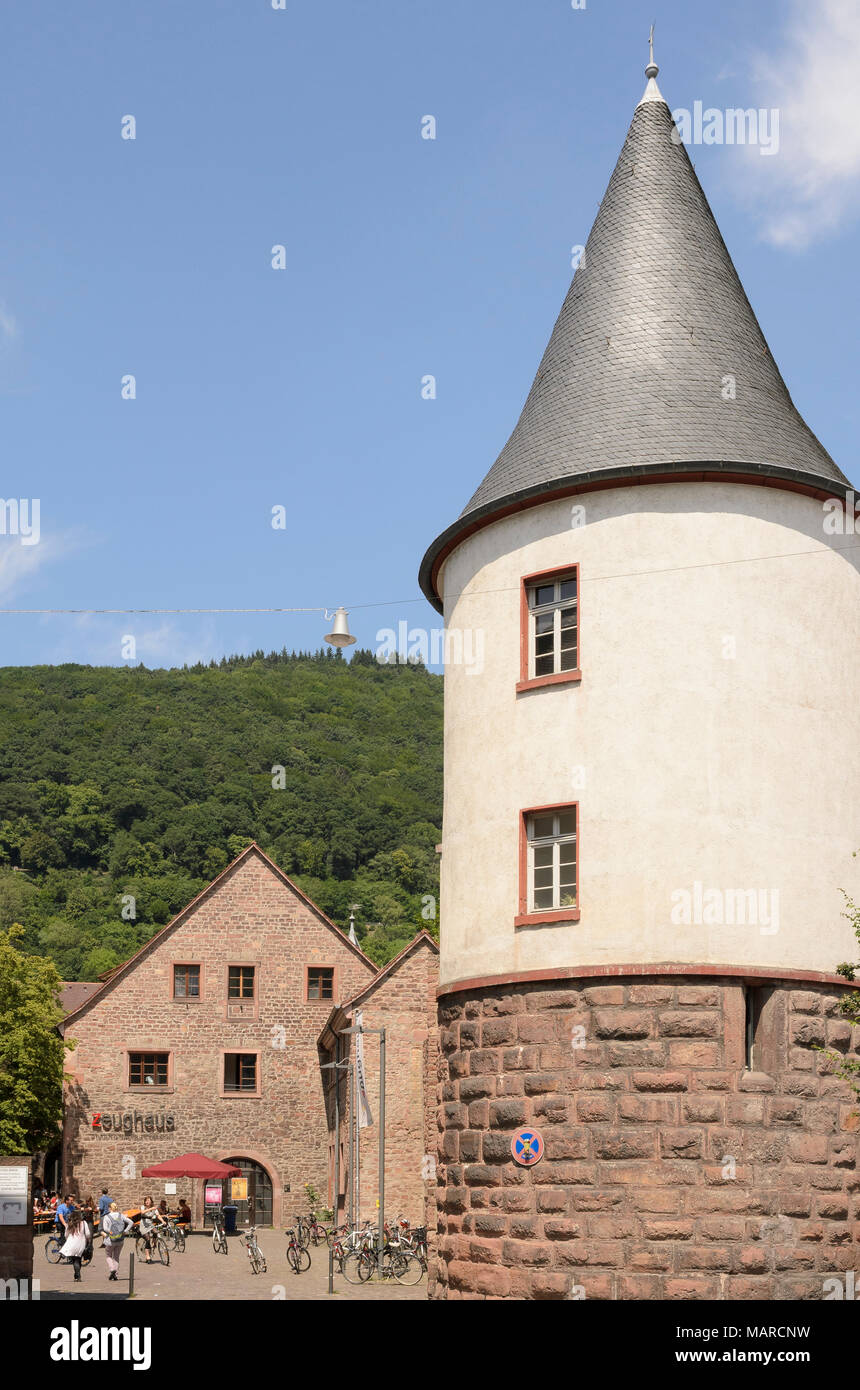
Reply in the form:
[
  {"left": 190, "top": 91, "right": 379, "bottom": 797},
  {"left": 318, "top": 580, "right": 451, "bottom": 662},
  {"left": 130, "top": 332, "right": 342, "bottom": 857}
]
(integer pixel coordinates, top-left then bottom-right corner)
[{"left": 2, "top": 0, "right": 858, "bottom": 669}]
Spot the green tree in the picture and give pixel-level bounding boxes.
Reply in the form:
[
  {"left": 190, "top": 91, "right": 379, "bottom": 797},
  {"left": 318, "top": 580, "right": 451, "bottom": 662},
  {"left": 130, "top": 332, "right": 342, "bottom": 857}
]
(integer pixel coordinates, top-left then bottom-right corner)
[{"left": 0, "top": 928, "right": 67, "bottom": 1151}]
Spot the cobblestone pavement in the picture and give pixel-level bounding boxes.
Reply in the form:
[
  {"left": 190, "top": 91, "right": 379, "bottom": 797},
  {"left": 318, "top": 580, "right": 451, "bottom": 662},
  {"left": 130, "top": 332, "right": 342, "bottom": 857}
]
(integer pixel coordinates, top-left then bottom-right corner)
[{"left": 32, "top": 1234, "right": 428, "bottom": 1302}]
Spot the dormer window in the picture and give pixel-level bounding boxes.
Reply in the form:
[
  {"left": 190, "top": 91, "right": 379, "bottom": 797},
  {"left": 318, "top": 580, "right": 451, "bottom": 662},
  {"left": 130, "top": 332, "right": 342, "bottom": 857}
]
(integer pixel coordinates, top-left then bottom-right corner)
[{"left": 518, "top": 567, "right": 581, "bottom": 691}]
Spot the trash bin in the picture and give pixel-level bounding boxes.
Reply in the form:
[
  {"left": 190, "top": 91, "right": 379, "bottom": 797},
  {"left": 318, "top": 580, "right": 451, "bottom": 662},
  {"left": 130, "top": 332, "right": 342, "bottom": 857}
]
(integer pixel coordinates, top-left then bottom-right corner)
[{"left": 223, "top": 1205, "right": 238, "bottom": 1235}]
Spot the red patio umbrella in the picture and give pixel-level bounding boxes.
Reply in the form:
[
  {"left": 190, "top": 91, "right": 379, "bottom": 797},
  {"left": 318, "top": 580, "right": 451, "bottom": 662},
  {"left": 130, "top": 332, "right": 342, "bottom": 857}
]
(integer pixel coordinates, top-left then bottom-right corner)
[{"left": 141, "top": 1153, "right": 242, "bottom": 1179}]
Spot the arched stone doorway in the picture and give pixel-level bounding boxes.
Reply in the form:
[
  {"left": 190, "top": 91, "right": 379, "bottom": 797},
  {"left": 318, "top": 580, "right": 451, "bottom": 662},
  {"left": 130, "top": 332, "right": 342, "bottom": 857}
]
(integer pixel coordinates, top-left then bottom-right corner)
[{"left": 221, "top": 1156, "right": 274, "bottom": 1228}]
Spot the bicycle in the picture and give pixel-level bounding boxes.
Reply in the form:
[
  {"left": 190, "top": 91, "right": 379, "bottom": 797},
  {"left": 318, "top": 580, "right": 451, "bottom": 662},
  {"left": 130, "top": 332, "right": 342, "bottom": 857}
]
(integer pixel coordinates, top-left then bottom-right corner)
[
  {"left": 211, "top": 1211, "right": 228, "bottom": 1256},
  {"left": 161, "top": 1219, "right": 186, "bottom": 1253},
  {"left": 135, "top": 1231, "right": 170, "bottom": 1266},
  {"left": 359, "top": 1248, "right": 423, "bottom": 1284},
  {"left": 44, "top": 1234, "right": 94, "bottom": 1267},
  {"left": 301, "top": 1213, "right": 331, "bottom": 1247},
  {"left": 341, "top": 1224, "right": 378, "bottom": 1284},
  {"left": 361, "top": 1223, "right": 423, "bottom": 1285},
  {"left": 284, "top": 1227, "right": 310, "bottom": 1273},
  {"left": 241, "top": 1226, "right": 267, "bottom": 1275},
  {"left": 331, "top": 1231, "right": 347, "bottom": 1274},
  {"left": 391, "top": 1219, "right": 427, "bottom": 1275}
]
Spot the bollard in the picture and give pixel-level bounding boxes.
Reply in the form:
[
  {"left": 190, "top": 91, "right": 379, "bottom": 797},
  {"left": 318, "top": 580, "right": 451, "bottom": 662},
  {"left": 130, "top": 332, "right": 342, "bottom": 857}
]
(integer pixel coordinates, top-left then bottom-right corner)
[{"left": 128, "top": 1250, "right": 134, "bottom": 1297}]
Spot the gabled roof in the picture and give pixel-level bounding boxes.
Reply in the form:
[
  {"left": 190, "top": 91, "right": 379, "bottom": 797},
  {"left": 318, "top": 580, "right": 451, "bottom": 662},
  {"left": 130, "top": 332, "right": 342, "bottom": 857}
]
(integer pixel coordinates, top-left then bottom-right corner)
[
  {"left": 419, "top": 63, "right": 851, "bottom": 610},
  {"left": 317, "top": 930, "right": 439, "bottom": 1049},
  {"left": 60, "top": 843, "right": 377, "bottom": 1027},
  {"left": 58, "top": 981, "right": 100, "bottom": 1016}
]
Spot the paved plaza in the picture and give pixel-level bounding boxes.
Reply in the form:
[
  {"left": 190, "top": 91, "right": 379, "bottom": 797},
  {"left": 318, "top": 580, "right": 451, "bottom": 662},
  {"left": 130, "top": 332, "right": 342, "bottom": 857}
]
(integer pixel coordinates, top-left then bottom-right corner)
[{"left": 31, "top": 1233, "right": 427, "bottom": 1302}]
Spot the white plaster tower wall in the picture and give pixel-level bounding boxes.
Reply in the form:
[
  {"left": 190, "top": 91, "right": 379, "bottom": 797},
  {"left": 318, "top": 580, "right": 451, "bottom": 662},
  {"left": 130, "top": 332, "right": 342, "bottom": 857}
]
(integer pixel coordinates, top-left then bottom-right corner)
[{"left": 437, "top": 481, "right": 860, "bottom": 989}]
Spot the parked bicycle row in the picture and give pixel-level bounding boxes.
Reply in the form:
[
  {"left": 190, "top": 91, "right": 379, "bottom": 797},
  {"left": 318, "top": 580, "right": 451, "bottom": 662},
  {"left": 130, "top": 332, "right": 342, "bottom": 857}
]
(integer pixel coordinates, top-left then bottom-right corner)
[{"left": 208, "top": 1209, "right": 428, "bottom": 1283}]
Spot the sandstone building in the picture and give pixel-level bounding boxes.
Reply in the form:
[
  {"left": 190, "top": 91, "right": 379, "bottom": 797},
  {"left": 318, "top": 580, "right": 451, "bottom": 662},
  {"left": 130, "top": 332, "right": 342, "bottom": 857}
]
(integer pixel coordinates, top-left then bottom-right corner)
[
  {"left": 61, "top": 844, "right": 437, "bottom": 1229},
  {"left": 419, "top": 55, "right": 860, "bottom": 1300}
]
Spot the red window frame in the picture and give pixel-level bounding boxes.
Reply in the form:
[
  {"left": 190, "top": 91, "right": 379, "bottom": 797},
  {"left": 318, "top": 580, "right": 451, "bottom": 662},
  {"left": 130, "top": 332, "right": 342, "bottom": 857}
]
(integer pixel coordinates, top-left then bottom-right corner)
[
  {"left": 306, "top": 966, "right": 335, "bottom": 1002},
  {"left": 172, "top": 963, "right": 201, "bottom": 1000},
  {"left": 515, "top": 802, "right": 581, "bottom": 927},
  {"left": 517, "top": 564, "right": 582, "bottom": 692}
]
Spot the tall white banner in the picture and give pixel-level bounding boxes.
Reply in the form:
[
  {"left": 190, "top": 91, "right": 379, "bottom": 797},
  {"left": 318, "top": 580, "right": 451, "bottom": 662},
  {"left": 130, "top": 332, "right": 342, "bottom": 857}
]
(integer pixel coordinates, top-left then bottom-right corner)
[{"left": 354, "top": 1011, "right": 373, "bottom": 1129}]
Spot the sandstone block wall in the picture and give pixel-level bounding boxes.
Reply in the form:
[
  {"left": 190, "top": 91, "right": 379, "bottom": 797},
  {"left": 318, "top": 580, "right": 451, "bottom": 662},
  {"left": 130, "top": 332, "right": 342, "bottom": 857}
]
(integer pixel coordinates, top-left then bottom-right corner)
[{"left": 431, "top": 976, "right": 860, "bottom": 1300}]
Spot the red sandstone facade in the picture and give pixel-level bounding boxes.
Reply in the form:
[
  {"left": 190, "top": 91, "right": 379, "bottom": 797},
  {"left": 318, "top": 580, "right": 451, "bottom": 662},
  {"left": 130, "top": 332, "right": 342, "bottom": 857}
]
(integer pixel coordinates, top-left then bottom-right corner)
[
  {"left": 61, "top": 846, "right": 435, "bottom": 1229},
  {"left": 431, "top": 975, "right": 860, "bottom": 1300},
  {"left": 320, "top": 933, "right": 439, "bottom": 1233}
]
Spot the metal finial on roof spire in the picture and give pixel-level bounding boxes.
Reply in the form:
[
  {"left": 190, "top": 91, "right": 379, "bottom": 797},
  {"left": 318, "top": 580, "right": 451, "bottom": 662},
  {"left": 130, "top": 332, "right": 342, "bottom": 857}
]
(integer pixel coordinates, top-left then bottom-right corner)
[
  {"left": 646, "top": 24, "right": 657, "bottom": 76},
  {"left": 638, "top": 22, "right": 664, "bottom": 105}
]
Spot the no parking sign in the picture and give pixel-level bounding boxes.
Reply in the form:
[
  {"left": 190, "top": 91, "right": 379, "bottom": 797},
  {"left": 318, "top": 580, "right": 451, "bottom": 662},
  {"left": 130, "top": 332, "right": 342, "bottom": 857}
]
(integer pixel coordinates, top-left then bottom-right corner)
[{"left": 511, "top": 1127, "right": 545, "bottom": 1166}]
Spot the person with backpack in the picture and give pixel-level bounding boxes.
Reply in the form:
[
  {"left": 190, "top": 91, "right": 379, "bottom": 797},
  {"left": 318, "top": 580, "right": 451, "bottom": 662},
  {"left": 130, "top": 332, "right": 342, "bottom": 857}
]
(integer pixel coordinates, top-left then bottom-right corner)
[{"left": 101, "top": 1202, "right": 133, "bottom": 1282}]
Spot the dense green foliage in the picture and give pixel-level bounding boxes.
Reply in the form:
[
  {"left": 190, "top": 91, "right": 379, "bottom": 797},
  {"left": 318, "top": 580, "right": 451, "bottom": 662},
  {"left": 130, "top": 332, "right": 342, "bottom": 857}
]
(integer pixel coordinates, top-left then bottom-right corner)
[
  {"left": 0, "top": 927, "right": 67, "bottom": 1151},
  {"left": 0, "top": 650, "right": 442, "bottom": 977}
]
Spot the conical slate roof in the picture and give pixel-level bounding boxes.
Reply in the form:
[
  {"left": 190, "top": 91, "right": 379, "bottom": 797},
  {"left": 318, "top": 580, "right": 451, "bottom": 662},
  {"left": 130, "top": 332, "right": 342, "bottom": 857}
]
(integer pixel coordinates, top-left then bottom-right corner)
[{"left": 419, "top": 69, "right": 849, "bottom": 609}]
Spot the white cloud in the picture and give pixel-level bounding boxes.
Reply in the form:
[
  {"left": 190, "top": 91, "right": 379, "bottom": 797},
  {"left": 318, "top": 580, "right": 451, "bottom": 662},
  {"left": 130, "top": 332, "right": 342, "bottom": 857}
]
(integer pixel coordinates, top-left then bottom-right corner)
[
  {"left": 0, "top": 531, "right": 69, "bottom": 602},
  {"left": 55, "top": 615, "right": 222, "bottom": 670},
  {"left": 739, "top": 0, "right": 860, "bottom": 248}
]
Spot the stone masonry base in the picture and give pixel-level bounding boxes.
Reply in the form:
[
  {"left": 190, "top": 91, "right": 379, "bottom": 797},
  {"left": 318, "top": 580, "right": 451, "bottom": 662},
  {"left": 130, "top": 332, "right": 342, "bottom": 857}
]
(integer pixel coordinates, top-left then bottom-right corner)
[{"left": 430, "top": 976, "right": 860, "bottom": 1300}]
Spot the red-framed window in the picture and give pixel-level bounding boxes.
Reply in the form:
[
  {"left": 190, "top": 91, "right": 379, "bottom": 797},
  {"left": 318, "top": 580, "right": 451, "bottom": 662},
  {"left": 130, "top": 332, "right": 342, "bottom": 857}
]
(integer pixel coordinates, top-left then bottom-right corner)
[
  {"left": 307, "top": 967, "right": 334, "bottom": 1001},
  {"left": 222, "top": 1052, "right": 259, "bottom": 1094},
  {"left": 173, "top": 964, "right": 200, "bottom": 999},
  {"left": 228, "top": 965, "right": 256, "bottom": 1000},
  {"left": 128, "top": 1052, "right": 170, "bottom": 1088},
  {"left": 517, "top": 565, "right": 581, "bottom": 692},
  {"left": 515, "top": 803, "right": 580, "bottom": 926}
]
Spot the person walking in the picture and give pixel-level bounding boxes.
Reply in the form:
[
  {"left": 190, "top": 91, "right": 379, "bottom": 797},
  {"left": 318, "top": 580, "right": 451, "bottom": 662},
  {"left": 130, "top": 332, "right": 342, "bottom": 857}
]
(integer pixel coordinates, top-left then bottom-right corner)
[
  {"left": 98, "top": 1190, "right": 112, "bottom": 1221},
  {"left": 101, "top": 1202, "right": 133, "bottom": 1282},
  {"left": 59, "top": 1209, "right": 91, "bottom": 1283}
]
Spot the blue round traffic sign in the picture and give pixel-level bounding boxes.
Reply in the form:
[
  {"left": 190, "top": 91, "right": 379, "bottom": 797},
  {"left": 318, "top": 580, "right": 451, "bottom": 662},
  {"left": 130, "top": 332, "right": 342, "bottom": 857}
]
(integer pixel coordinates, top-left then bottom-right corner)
[{"left": 511, "top": 1127, "right": 545, "bottom": 1166}]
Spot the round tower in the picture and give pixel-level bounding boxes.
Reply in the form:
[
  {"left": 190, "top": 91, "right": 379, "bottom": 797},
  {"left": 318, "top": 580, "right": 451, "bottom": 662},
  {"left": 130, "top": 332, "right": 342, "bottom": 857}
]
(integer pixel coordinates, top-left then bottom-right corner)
[{"left": 421, "top": 57, "right": 860, "bottom": 1301}]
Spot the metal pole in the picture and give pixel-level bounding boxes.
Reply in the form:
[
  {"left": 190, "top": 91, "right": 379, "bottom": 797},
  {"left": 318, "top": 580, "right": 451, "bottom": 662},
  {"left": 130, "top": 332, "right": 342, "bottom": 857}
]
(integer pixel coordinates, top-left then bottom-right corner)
[
  {"left": 329, "top": 1037, "right": 340, "bottom": 1296},
  {"left": 355, "top": 1066, "right": 361, "bottom": 1226},
  {"left": 377, "top": 1028, "right": 385, "bottom": 1278},
  {"left": 349, "top": 1058, "right": 356, "bottom": 1228},
  {"left": 128, "top": 1250, "right": 134, "bottom": 1297}
]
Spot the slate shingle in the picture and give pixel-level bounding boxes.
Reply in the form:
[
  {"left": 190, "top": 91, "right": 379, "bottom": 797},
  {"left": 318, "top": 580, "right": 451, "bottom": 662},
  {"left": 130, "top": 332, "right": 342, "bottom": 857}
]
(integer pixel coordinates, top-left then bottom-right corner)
[{"left": 419, "top": 92, "right": 849, "bottom": 608}]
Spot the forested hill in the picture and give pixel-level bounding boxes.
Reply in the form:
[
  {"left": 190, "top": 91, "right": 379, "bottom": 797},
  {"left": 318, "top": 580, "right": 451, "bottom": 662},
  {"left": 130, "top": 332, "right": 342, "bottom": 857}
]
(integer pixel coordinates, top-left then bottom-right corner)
[{"left": 0, "top": 650, "right": 442, "bottom": 978}]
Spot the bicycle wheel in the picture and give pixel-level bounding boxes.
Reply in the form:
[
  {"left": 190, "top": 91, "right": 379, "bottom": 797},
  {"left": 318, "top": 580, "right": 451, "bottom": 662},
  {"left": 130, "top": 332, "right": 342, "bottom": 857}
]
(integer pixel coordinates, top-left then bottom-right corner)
[
  {"left": 392, "top": 1251, "right": 423, "bottom": 1285},
  {"left": 341, "top": 1251, "right": 366, "bottom": 1284},
  {"left": 135, "top": 1236, "right": 148, "bottom": 1259},
  {"left": 357, "top": 1251, "right": 383, "bottom": 1283},
  {"left": 174, "top": 1230, "right": 186, "bottom": 1253},
  {"left": 45, "top": 1237, "right": 63, "bottom": 1264},
  {"left": 219, "top": 1235, "right": 228, "bottom": 1254},
  {"left": 155, "top": 1239, "right": 170, "bottom": 1266},
  {"left": 286, "top": 1244, "right": 300, "bottom": 1273}
]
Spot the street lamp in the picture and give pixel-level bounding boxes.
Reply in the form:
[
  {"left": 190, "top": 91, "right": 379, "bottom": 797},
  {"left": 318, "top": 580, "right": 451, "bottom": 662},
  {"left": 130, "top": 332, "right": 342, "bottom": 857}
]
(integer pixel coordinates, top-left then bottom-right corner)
[
  {"left": 341, "top": 1023, "right": 385, "bottom": 1279},
  {"left": 323, "top": 608, "right": 356, "bottom": 648}
]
